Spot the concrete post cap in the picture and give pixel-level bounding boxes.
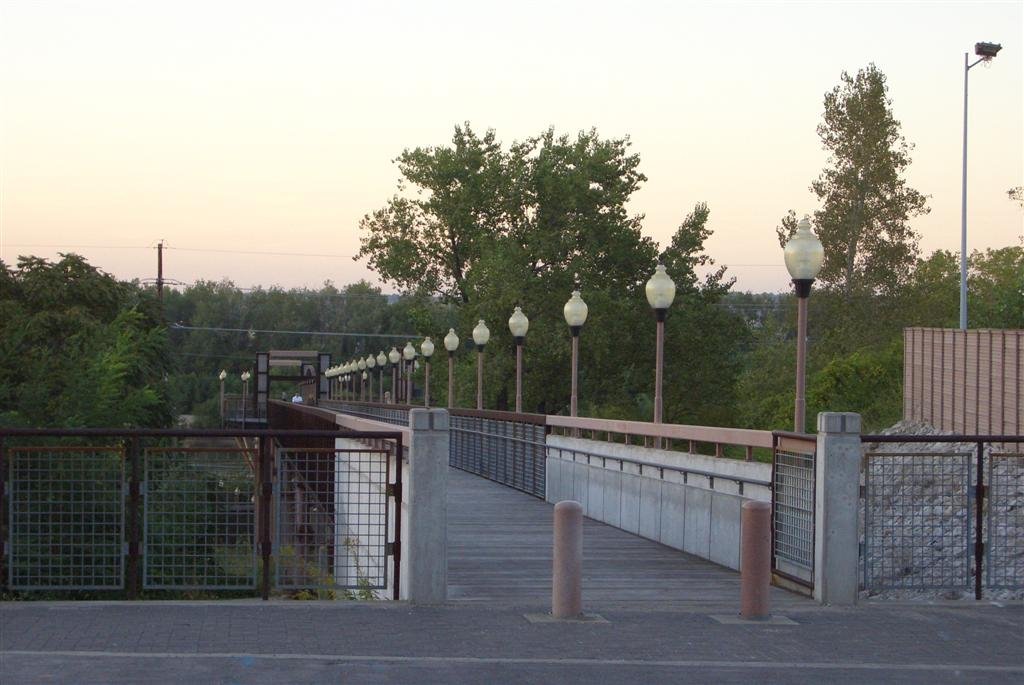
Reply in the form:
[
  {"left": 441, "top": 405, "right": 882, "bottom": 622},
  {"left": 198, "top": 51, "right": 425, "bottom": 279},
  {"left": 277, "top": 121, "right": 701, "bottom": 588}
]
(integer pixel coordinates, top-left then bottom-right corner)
[{"left": 816, "top": 412, "right": 861, "bottom": 434}]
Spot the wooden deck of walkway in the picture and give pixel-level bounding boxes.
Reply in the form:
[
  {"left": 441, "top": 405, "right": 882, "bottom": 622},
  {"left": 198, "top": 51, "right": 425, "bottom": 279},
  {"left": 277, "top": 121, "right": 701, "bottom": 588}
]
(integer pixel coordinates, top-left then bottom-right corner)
[{"left": 446, "top": 467, "right": 809, "bottom": 609}]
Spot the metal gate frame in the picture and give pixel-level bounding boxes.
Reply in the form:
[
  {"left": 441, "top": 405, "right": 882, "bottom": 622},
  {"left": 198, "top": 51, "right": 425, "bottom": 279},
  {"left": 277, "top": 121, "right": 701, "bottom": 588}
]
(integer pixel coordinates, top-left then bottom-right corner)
[
  {"left": 273, "top": 446, "right": 397, "bottom": 596},
  {"left": 770, "top": 432, "right": 816, "bottom": 594}
]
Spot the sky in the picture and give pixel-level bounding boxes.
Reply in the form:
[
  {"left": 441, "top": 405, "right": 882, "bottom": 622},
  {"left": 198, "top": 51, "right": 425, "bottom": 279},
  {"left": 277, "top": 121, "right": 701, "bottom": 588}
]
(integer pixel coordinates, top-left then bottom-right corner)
[{"left": 1, "top": 0, "right": 1021, "bottom": 294}]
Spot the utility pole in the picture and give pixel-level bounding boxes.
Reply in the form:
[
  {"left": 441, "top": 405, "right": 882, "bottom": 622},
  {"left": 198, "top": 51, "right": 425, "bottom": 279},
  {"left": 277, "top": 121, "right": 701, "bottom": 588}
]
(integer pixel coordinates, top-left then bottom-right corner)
[{"left": 156, "top": 240, "right": 164, "bottom": 303}]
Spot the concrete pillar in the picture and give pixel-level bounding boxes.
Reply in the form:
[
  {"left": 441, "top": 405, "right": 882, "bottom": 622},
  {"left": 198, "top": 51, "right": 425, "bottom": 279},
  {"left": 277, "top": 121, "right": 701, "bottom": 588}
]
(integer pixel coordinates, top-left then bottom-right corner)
[
  {"left": 813, "top": 412, "right": 861, "bottom": 605},
  {"left": 552, "top": 500, "right": 583, "bottom": 618},
  {"left": 740, "top": 500, "right": 771, "bottom": 619},
  {"left": 407, "top": 408, "right": 449, "bottom": 603}
]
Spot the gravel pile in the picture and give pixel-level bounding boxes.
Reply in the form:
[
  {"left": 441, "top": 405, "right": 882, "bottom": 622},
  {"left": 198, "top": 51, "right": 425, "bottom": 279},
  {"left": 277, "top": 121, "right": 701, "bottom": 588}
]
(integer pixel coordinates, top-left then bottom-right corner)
[{"left": 859, "top": 421, "right": 1023, "bottom": 601}]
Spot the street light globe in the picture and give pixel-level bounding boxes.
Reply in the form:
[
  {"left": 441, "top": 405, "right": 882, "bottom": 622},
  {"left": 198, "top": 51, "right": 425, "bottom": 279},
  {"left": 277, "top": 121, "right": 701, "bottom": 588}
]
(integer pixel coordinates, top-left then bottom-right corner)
[
  {"left": 218, "top": 370, "right": 227, "bottom": 381},
  {"left": 389, "top": 347, "right": 401, "bottom": 364},
  {"left": 365, "top": 354, "right": 376, "bottom": 369},
  {"left": 376, "top": 351, "right": 387, "bottom": 367},
  {"left": 444, "top": 328, "right": 460, "bottom": 352},
  {"left": 563, "top": 290, "right": 588, "bottom": 328},
  {"left": 472, "top": 320, "right": 490, "bottom": 347},
  {"left": 508, "top": 307, "right": 529, "bottom": 339},
  {"left": 421, "top": 336, "right": 435, "bottom": 358},
  {"left": 362, "top": 371, "right": 368, "bottom": 380},
  {"left": 784, "top": 216, "right": 825, "bottom": 281},
  {"left": 403, "top": 341, "right": 416, "bottom": 361},
  {"left": 645, "top": 264, "right": 676, "bottom": 310},
  {"left": 358, "top": 359, "right": 366, "bottom": 371},
  {"left": 241, "top": 371, "right": 250, "bottom": 381}
]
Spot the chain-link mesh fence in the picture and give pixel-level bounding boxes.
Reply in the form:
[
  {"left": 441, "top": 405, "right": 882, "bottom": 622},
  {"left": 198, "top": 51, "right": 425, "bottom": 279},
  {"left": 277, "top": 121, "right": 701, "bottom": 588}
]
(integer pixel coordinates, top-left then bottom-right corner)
[
  {"left": 987, "top": 453, "right": 1024, "bottom": 589},
  {"left": 862, "top": 452, "right": 974, "bottom": 592}
]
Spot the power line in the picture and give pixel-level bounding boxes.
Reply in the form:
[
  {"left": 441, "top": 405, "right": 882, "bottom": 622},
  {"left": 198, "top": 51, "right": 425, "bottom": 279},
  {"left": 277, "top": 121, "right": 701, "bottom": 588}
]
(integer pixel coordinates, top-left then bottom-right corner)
[
  {"left": 166, "top": 246, "right": 357, "bottom": 259},
  {"left": 169, "top": 323, "right": 416, "bottom": 339}
]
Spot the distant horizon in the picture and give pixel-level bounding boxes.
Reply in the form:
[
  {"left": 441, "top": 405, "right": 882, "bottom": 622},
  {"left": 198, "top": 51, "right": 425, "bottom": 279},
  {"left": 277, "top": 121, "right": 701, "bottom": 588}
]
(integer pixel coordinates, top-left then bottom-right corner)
[{"left": 2, "top": 1, "right": 1021, "bottom": 293}]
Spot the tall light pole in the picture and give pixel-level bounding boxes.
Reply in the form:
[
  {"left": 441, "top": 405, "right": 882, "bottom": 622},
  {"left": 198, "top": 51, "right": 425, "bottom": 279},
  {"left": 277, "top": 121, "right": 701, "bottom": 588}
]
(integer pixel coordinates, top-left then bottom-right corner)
[
  {"left": 218, "top": 369, "right": 227, "bottom": 426},
  {"left": 645, "top": 264, "right": 676, "bottom": 440},
  {"left": 376, "top": 351, "right": 387, "bottom": 403},
  {"left": 472, "top": 320, "right": 490, "bottom": 410},
  {"left": 358, "top": 358, "right": 368, "bottom": 401},
  {"left": 421, "top": 337, "right": 435, "bottom": 407},
  {"left": 388, "top": 347, "right": 401, "bottom": 403},
  {"left": 365, "top": 354, "right": 376, "bottom": 403},
  {"left": 240, "top": 370, "right": 251, "bottom": 426},
  {"left": 960, "top": 41, "right": 1002, "bottom": 330},
  {"left": 508, "top": 307, "right": 529, "bottom": 413},
  {"left": 784, "top": 215, "right": 825, "bottom": 433},
  {"left": 444, "top": 328, "right": 459, "bottom": 408},
  {"left": 403, "top": 342, "right": 416, "bottom": 404},
  {"left": 563, "top": 291, "right": 588, "bottom": 418}
]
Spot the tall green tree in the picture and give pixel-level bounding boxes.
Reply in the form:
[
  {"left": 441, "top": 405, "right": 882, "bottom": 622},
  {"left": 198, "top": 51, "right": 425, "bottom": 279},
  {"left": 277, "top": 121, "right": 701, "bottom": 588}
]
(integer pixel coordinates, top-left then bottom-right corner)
[
  {"left": 0, "top": 254, "right": 172, "bottom": 428},
  {"left": 778, "top": 64, "right": 929, "bottom": 296}
]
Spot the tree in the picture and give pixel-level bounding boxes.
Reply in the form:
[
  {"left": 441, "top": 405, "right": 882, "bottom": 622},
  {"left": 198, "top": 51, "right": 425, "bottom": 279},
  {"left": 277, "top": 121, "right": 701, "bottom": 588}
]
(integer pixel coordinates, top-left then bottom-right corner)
[
  {"left": 0, "top": 254, "right": 172, "bottom": 428},
  {"left": 357, "top": 124, "right": 656, "bottom": 306},
  {"left": 778, "top": 64, "right": 929, "bottom": 296}
]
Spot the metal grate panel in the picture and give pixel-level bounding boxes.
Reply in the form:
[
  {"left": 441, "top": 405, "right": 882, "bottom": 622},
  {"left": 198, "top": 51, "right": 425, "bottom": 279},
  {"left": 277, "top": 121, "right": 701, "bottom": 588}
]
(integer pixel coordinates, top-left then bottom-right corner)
[
  {"left": 449, "top": 416, "right": 546, "bottom": 498},
  {"left": 862, "top": 452, "right": 973, "bottom": 591},
  {"left": 143, "top": 447, "right": 257, "bottom": 590},
  {"left": 275, "top": 448, "right": 391, "bottom": 591},
  {"left": 7, "top": 446, "right": 125, "bottom": 590},
  {"left": 772, "top": 448, "right": 815, "bottom": 583},
  {"left": 987, "top": 453, "right": 1024, "bottom": 589}
]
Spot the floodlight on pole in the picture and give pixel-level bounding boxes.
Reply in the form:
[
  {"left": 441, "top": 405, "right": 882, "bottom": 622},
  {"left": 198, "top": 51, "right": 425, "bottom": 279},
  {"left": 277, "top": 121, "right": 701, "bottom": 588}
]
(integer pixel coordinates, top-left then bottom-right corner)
[{"left": 961, "top": 41, "right": 1002, "bottom": 330}]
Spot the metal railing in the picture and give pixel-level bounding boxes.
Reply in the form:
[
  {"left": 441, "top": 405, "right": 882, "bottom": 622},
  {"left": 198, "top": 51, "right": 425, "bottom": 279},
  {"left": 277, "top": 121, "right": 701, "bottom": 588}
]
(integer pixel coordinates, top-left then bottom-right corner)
[
  {"left": 449, "top": 410, "right": 547, "bottom": 498},
  {"left": 860, "top": 434, "right": 1023, "bottom": 599},
  {"left": 0, "top": 427, "right": 403, "bottom": 600}
]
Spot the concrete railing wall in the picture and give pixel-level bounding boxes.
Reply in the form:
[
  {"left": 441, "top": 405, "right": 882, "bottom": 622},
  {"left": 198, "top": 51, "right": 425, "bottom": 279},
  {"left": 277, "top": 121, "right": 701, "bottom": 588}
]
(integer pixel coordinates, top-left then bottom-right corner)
[{"left": 545, "top": 435, "right": 771, "bottom": 571}]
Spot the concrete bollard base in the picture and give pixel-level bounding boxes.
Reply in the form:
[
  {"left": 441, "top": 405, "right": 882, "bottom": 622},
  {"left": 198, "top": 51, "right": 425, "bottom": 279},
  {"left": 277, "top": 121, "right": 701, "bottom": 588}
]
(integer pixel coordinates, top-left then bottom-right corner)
[
  {"left": 740, "top": 499, "right": 772, "bottom": 620},
  {"left": 552, "top": 500, "right": 583, "bottom": 619}
]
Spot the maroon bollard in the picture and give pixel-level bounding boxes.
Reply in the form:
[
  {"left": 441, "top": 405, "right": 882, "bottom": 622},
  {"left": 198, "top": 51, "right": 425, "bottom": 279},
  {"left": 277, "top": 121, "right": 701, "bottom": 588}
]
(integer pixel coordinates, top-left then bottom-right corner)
[
  {"left": 740, "top": 500, "right": 772, "bottom": 619},
  {"left": 552, "top": 500, "right": 583, "bottom": 619}
]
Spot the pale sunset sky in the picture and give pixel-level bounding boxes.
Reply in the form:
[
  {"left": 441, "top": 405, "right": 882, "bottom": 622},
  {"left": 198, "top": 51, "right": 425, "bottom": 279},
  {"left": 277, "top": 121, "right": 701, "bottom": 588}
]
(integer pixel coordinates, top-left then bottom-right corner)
[{"left": 1, "top": 0, "right": 1021, "bottom": 293}]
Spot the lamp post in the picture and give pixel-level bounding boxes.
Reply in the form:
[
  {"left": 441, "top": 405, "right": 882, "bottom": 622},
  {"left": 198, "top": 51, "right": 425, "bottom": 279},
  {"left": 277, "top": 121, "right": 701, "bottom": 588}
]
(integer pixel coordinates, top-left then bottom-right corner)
[
  {"left": 508, "top": 307, "right": 529, "bottom": 413},
  {"left": 218, "top": 370, "right": 227, "bottom": 426},
  {"left": 376, "top": 351, "right": 387, "bottom": 402},
  {"left": 563, "top": 291, "right": 588, "bottom": 418},
  {"left": 645, "top": 265, "right": 676, "bottom": 443},
  {"left": 403, "top": 342, "right": 416, "bottom": 404},
  {"left": 421, "top": 337, "right": 435, "bottom": 407},
  {"left": 784, "top": 215, "right": 825, "bottom": 433},
  {"left": 444, "top": 328, "right": 459, "bottom": 408},
  {"left": 388, "top": 347, "right": 401, "bottom": 403},
  {"left": 960, "top": 41, "right": 1002, "bottom": 331},
  {"left": 472, "top": 320, "right": 490, "bottom": 410},
  {"left": 365, "top": 354, "right": 376, "bottom": 403},
  {"left": 240, "top": 371, "right": 251, "bottom": 426},
  {"left": 358, "top": 358, "right": 368, "bottom": 401}
]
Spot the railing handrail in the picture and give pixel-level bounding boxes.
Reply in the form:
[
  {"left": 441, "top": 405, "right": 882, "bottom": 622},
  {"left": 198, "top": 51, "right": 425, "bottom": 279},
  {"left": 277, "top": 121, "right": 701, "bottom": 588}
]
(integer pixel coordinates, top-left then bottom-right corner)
[
  {"left": 281, "top": 400, "right": 413, "bottom": 442},
  {"left": 548, "top": 443, "right": 771, "bottom": 490},
  {"left": 548, "top": 415, "right": 775, "bottom": 449},
  {"left": 0, "top": 427, "right": 400, "bottom": 439},
  {"left": 861, "top": 434, "right": 1023, "bottom": 443}
]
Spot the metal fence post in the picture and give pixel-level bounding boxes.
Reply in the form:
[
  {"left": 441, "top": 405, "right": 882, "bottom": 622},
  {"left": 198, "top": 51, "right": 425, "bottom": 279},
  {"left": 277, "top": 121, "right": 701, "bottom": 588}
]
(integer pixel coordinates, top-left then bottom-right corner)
[
  {"left": 127, "top": 437, "right": 141, "bottom": 599},
  {"left": 0, "top": 436, "right": 6, "bottom": 591},
  {"left": 813, "top": 412, "right": 861, "bottom": 605},
  {"left": 259, "top": 436, "right": 273, "bottom": 601},
  {"left": 975, "top": 440, "right": 985, "bottom": 601}
]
